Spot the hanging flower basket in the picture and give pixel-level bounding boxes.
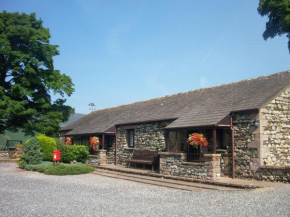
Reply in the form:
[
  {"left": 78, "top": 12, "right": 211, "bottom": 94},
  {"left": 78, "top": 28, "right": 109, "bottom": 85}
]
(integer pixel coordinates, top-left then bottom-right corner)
[
  {"left": 187, "top": 133, "right": 208, "bottom": 147},
  {"left": 65, "top": 137, "right": 72, "bottom": 146},
  {"left": 90, "top": 136, "right": 100, "bottom": 151}
]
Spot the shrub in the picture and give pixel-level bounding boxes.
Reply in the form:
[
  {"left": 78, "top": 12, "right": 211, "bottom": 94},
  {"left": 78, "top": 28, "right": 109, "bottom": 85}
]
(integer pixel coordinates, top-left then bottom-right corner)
[
  {"left": 33, "top": 164, "right": 95, "bottom": 175},
  {"left": 21, "top": 137, "right": 43, "bottom": 165},
  {"left": 25, "top": 134, "right": 57, "bottom": 161},
  {"left": 61, "top": 145, "right": 89, "bottom": 163},
  {"left": 17, "top": 159, "right": 26, "bottom": 168},
  {"left": 55, "top": 139, "right": 66, "bottom": 152}
]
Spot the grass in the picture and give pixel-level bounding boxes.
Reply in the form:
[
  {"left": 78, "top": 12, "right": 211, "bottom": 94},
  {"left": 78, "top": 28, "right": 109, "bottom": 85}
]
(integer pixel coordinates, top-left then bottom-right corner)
[{"left": 32, "top": 163, "right": 95, "bottom": 175}]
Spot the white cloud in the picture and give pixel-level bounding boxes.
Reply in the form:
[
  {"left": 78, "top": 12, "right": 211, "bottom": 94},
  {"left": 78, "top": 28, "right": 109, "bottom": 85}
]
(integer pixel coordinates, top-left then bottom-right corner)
[{"left": 199, "top": 77, "right": 208, "bottom": 88}]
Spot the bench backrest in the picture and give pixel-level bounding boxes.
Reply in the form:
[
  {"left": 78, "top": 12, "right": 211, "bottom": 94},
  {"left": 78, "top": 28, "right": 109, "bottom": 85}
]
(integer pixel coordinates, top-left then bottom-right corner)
[{"left": 132, "top": 150, "right": 158, "bottom": 161}]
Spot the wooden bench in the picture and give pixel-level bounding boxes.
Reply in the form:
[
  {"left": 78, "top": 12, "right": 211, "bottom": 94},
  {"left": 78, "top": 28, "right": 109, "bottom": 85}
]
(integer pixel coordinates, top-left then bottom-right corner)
[{"left": 125, "top": 150, "right": 158, "bottom": 171}]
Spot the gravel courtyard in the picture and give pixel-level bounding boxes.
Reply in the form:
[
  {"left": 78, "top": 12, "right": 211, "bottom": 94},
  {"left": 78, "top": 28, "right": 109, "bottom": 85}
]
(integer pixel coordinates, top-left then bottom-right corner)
[{"left": 0, "top": 163, "right": 289, "bottom": 217}]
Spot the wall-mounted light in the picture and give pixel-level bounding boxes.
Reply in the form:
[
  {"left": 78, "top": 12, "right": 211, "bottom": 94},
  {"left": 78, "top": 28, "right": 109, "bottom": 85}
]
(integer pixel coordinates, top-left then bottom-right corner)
[{"left": 253, "top": 118, "right": 260, "bottom": 127}]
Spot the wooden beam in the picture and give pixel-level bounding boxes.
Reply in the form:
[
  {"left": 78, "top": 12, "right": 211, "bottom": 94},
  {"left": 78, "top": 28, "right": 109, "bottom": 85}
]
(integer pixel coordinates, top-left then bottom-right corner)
[
  {"left": 213, "top": 128, "right": 217, "bottom": 154},
  {"left": 165, "top": 131, "right": 170, "bottom": 152},
  {"left": 102, "top": 134, "right": 105, "bottom": 150}
]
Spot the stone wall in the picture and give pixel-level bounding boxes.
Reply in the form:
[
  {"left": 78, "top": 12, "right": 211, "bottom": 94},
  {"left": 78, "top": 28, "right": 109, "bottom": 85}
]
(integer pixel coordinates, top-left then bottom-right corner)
[
  {"left": 159, "top": 152, "right": 221, "bottom": 180},
  {"left": 255, "top": 166, "right": 290, "bottom": 182},
  {"left": 232, "top": 112, "right": 260, "bottom": 179},
  {"left": 218, "top": 150, "right": 231, "bottom": 177},
  {"left": 261, "top": 87, "right": 290, "bottom": 166},
  {"left": 117, "top": 123, "right": 166, "bottom": 165},
  {"left": 0, "top": 151, "right": 9, "bottom": 157},
  {"left": 85, "top": 150, "right": 107, "bottom": 166},
  {"left": 218, "top": 129, "right": 232, "bottom": 177},
  {"left": 106, "top": 136, "right": 116, "bottom": 164},
  {"left": 85, "top": 155, "right": 99, "bottom": 166}
]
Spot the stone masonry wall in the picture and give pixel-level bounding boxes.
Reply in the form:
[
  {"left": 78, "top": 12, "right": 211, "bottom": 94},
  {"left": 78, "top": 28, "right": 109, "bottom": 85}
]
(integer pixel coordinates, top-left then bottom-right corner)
[
  {"left": 261, "top": 87, "right": 290, "bottom": 166},
  {"left": 233, "top": 112, "right": 260, "bottom": 179},
  {"left": 0, "top": 151, "right": 9, "bottom": 157},
  {"left": 106, "top": 136, "right": 116, "bottom": 164},
  {"left": 159, "top": 153, "right": 221, "bottom": 180},
  {"left": 219, "top": 129, "right": 232, "bottom": 177},
  {"left": 117, "top": 123, "right": 166, "bottom": 165}
]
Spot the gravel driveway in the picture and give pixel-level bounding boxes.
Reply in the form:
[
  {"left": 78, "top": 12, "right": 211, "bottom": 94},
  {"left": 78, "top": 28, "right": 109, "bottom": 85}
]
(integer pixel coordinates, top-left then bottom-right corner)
[{"left": 0, "top": 163, "right": 289, "bottom": 217}]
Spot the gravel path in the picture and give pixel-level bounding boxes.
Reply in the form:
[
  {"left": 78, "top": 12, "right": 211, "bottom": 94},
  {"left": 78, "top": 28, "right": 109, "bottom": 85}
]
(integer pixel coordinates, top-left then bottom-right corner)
[{"left": 0, "top": 163, "right": 289, "bottom": 217}]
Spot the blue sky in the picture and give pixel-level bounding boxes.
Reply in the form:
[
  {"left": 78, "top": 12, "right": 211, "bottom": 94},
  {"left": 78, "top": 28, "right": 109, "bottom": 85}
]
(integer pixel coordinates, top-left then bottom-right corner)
[{"left": 2, "top": 0, "right": 290, "bottom": 114}]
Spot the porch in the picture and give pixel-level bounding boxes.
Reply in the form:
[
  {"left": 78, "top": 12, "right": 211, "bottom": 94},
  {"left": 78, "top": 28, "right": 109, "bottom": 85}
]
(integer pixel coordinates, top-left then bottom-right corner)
[{"left": 94, "top": 164, "right": 283, "bottom": 190}]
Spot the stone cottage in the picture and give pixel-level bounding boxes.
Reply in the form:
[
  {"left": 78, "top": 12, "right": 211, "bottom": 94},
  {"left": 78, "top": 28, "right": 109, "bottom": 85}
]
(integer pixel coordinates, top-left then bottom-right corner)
[{"left": 60, "top": 71, "right": 290, "bottom": 182}]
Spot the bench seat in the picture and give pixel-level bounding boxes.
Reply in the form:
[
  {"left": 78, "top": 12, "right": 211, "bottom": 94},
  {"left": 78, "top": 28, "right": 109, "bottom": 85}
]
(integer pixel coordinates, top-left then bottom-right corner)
[{"left": 125, "top": 150, "right": 158, "bottom": 171}]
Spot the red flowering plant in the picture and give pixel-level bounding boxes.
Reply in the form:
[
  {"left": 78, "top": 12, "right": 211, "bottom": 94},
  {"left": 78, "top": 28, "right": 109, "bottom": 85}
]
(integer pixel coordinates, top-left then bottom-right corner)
[
  {"left": 90, "top": 136, "right": 100, "bottom": 151},
  {"left": 187, "top": 133, "right": 208, "bottom": 148},
  {"left": 11, "top": 153, "right": 22, "bottom": 159},
  {"left": 65, "top": 137, "right": 72, "bottom": 146}
]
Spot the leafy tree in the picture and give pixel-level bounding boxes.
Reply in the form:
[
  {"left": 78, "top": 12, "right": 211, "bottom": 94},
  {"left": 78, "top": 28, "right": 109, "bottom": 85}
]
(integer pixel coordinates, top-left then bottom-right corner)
[
  {"left": 22, "top": 137, "right": 43, "bottom": 165},
  {"left": 0, "top": 11, "right": 74, "bottom": 137},
  {"left": 258, "top": 0, "right": 290, "bottom": 53}
]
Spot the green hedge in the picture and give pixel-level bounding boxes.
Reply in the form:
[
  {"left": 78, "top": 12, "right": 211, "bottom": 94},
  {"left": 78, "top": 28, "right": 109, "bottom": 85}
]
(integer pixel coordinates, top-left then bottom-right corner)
[
  {"left": 56, "top": 142, "right": 89, "bottom": 163},
  {"left": 26, "top": 134, "right": 57, "bottom": 161}
]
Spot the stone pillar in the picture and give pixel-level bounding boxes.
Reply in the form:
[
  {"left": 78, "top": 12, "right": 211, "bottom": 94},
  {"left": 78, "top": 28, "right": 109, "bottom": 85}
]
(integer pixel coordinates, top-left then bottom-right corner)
[
  {"left": 204, "top": 154, "right": 221, "bottom": 180},
  {"left": 98, "top": 150, "right": 107, "bottom": 165}
]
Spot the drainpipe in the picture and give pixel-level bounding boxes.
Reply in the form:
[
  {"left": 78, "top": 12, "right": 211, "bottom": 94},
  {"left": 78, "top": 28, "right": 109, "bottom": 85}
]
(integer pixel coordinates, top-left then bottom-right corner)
[
  {"left": 230, "top": 114, "right": 236, "bottom": 179},
  {"left": 115, "top": 126, "right": 118, "bottom": 165}
]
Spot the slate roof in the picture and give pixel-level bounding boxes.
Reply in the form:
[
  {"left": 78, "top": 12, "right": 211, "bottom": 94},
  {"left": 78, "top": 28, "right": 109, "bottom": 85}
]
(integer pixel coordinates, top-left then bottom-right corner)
[{"left": 62, "top": 71, "right": 290, "bottom": 136}]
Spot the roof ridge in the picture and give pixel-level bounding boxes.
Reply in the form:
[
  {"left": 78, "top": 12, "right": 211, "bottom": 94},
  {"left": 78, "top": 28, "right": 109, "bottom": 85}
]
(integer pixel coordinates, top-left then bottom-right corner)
[{"left": 89, "top": 70, "right": 290, "bottom": 114}]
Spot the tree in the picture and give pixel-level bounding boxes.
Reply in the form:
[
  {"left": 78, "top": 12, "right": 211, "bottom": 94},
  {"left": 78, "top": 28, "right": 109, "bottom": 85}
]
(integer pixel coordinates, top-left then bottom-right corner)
[
  {"left": 22, "top": 137, "right": 43, "bottom": 165},
  {"left": 258, "top": 0, "right": 290, "bottom": 53},
  {"left": 0, "top": 11, "right": 74, "bottom": 137}
]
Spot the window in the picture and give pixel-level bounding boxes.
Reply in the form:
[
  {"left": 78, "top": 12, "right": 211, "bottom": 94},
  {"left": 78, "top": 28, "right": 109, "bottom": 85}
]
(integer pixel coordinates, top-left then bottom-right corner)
[
  {"left": 167, "top": 131, "right": 187, "bottom": 152},
  {"left": 127, "top": 129, "right": 134, "bottom": 148}
]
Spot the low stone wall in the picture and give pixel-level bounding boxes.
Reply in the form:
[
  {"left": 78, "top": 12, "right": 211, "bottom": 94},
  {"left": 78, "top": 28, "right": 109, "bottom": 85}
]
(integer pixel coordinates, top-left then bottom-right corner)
[
  {"left": 0, "top": 151, "right": 9, "bottom": 157},
  {"left": 86, "top": 150, "right": 107, "bottom": 167},
  {"left": 85, "top": 155, "right": 99, "bottom": 166},
  {"left": 255, "top": 166, "right": 290, "bottom": 182},
  {"left": 159, "top": 152, "right": 221, "bottom": 180}
]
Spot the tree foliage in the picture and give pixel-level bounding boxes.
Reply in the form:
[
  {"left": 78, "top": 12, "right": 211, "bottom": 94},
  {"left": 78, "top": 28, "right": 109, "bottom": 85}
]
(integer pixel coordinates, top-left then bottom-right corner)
[
  {"left": 26, "top": 134, "right": 57, "bottom": 161},
  {"left": 258, "top": 0, "right": 290, "bottom": 53},
  {"left": 22, "top": 137, "right": 43, "bottom": 165},
  {"left": 0, "top": 11, "right": 74, "bottom": 136}
]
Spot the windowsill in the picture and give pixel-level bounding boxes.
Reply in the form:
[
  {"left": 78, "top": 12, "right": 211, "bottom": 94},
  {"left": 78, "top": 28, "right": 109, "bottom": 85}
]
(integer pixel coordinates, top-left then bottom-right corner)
[{"left": 181, "top": 162, "right": 205, "bottom": 166}]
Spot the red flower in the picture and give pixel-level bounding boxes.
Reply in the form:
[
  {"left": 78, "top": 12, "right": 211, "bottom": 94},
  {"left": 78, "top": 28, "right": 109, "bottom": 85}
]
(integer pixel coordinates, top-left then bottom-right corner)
[{"left": 187, "top": 133, "right": 208, "bottom": 147}]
